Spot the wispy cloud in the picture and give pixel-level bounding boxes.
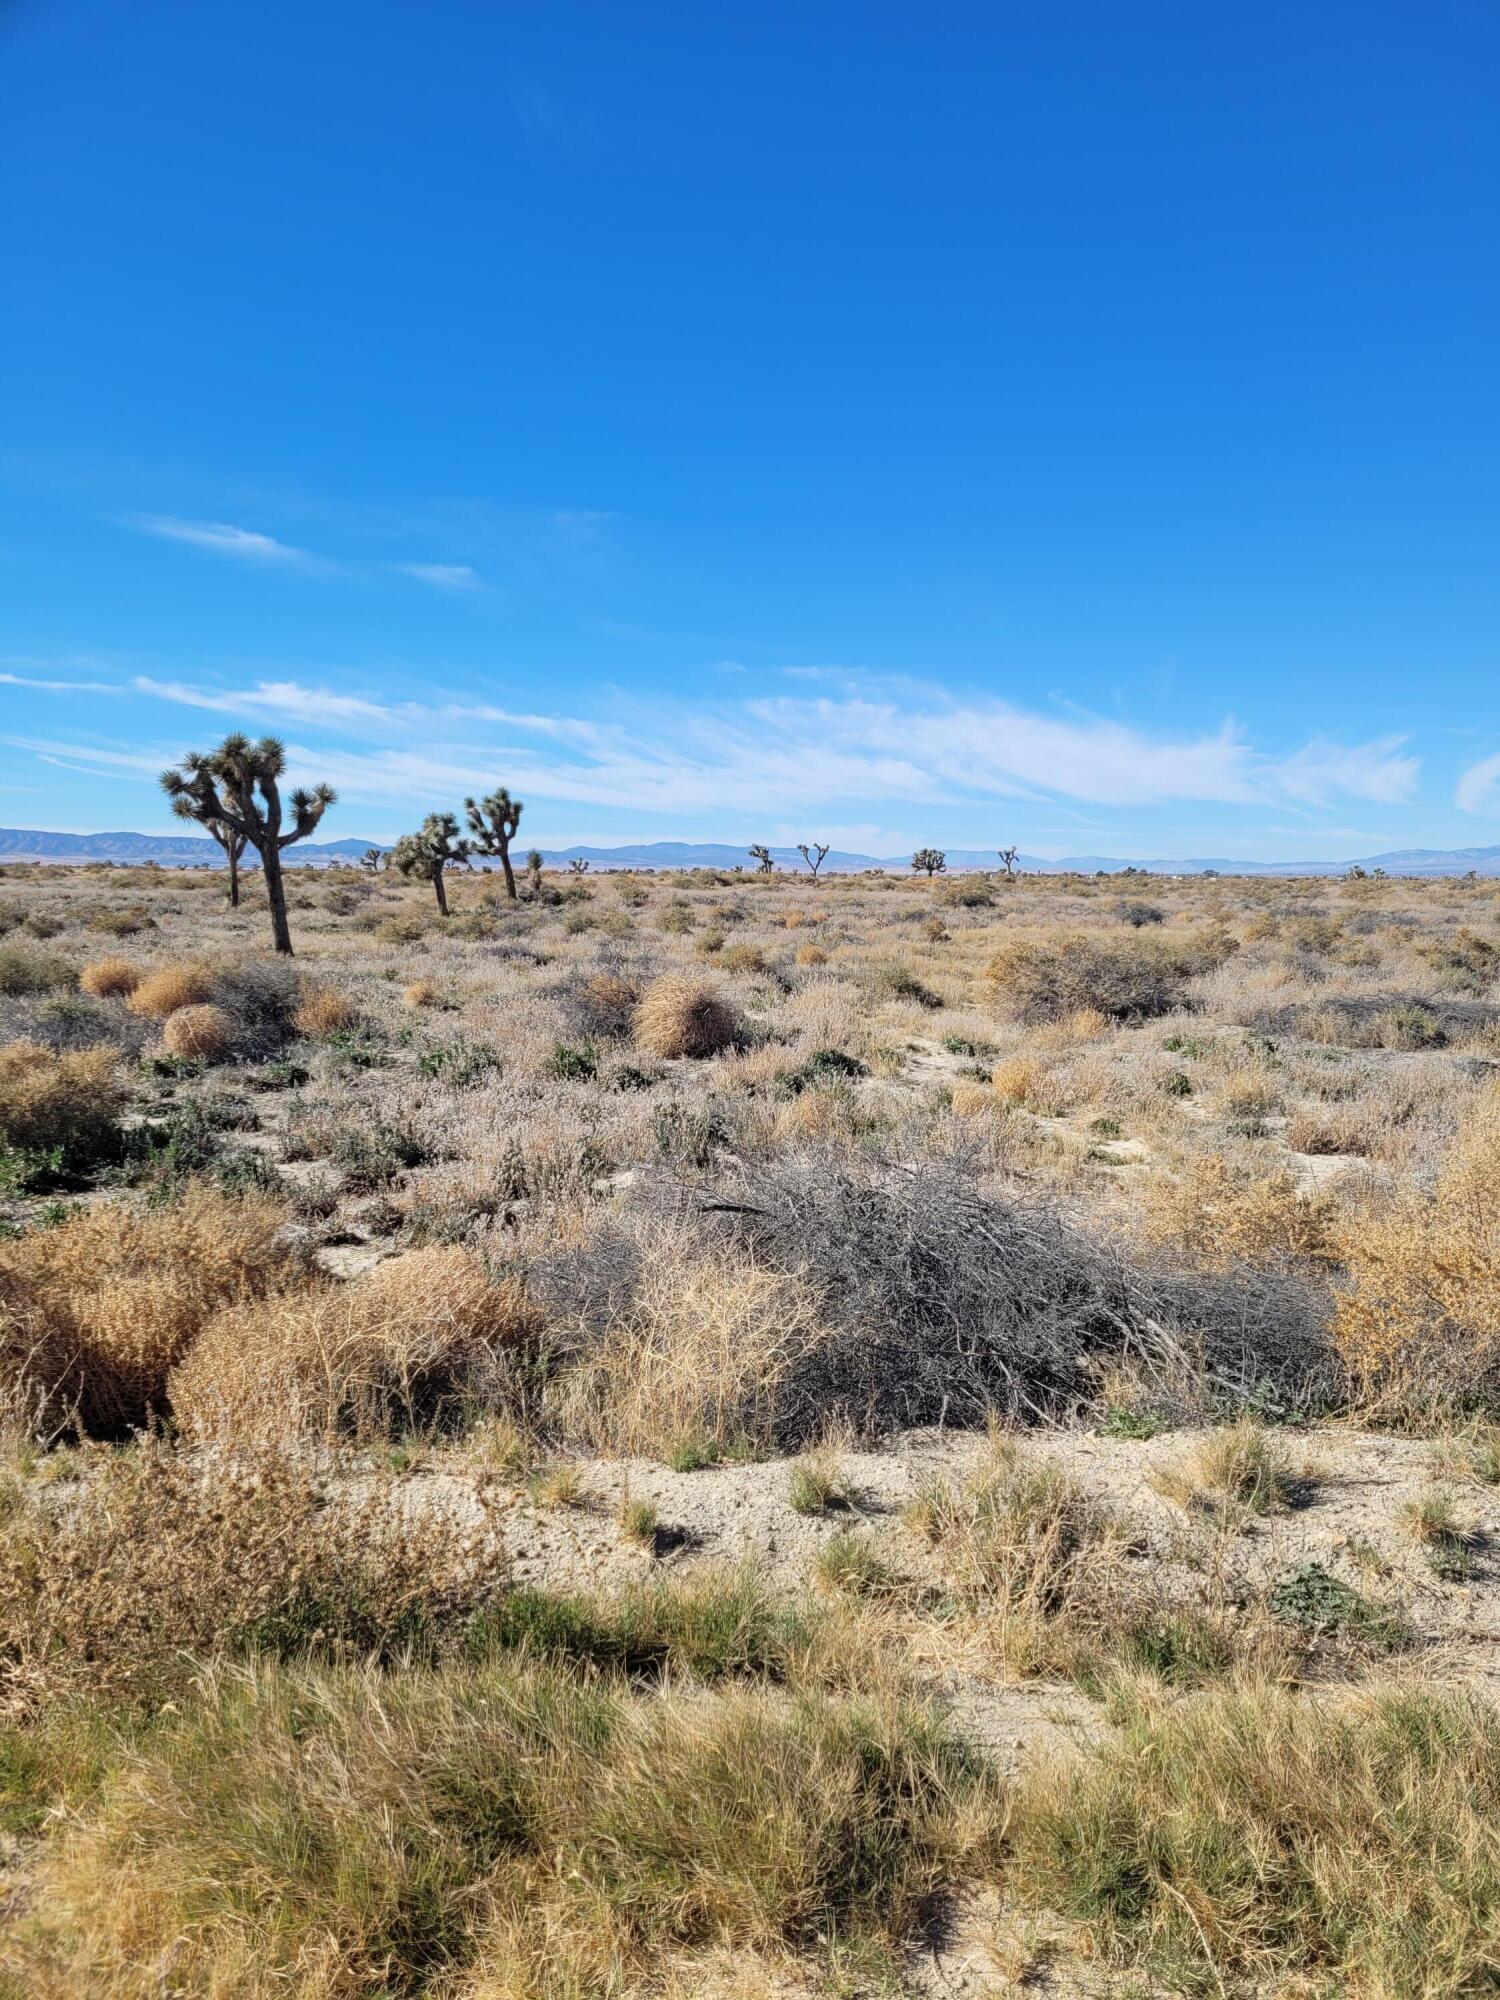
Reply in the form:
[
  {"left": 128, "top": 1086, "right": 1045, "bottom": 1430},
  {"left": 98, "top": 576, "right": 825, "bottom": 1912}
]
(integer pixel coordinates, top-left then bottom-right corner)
[
  {"left": 132, "top": 515, "right": 308, "bottom": 562},
  {"left": 113, "top": 672, "right": 1421, "bottom": 823},
  {"left": 1457, "top": 751, "right": 1500, "bottom": 816},
  {"left": 0, "top": 670, "right": 118, "bottom": 693},
  {"left": 391, "top": 562, "right": 481, "bottom": 591}
]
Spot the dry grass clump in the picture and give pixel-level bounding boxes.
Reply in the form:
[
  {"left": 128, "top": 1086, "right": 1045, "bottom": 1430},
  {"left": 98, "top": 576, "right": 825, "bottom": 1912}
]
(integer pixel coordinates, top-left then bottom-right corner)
[
  {"left": 1151, "top": 1418, "right": 1309, "bottom": 1516},
  {"left": 988, "top": 931, "right": 1231, "bottom": 1023},
  {"left": 1143, "top": 1153, "right": 1333, "bottom": 1264},
  {"left": 160, "top": 1000, "right": 236, "bottom": 1060},
  {"left": 0, "top": 1439, "right": 498, "bottom": 1713},
  {"left": 1011, "top": 1682, "right": 1500, "bottom": 1996},
  {"left": 0, "top": 1041, "right": 122, "bottom": 1174},
  {"left": 990, "top": 1055, "right": 1068, "bottom": 1114},
  {"left": 12, "top": 1655, "right": 994, "bottom": 1999},
  {"left": 172, "top": 1246, "right": 537, "bottom": 1444},
  {"left": 794, "top": 942, "right": 828, "bottom": 966},
  {"left": 634, "top": 974, "right": 740, "bottom": 1059},
  {"left": 292, "top": 982, "right": 357, "bottom": 1039},
  {"left": 77, "top": 956, "right": 140, "bottom": 999},
  {"left": 1334, "top": 1085, "right": 1500, "bottom": 1416},
  {"left": 0, "top": 1185, "right": 297, "bottom": 1435},
  {"left": 125, "top": 959, "right": 215, "bottom": 1020},
  {"left": 403, "top": 976, "right": 440, "bottom": 1008}
]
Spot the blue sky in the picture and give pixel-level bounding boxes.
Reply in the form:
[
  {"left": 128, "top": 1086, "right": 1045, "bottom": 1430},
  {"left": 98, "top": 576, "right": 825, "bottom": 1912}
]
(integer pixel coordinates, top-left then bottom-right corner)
[{"left": 2, "top": 0, "right": 1497, "bottom": 859}]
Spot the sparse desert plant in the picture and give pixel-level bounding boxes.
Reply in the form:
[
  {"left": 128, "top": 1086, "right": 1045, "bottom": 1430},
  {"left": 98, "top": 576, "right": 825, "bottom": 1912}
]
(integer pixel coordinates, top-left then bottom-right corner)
[
  {"left": 403, "top": 977, "right": 440, "bottom": 1008},
  {"left": 160, "top": 1001, "right": 236, "bottom": 1061},
  {"left": 172, "top": 1245, "right": 537, "bottom": 1444},
  {"left": 0, "top": 1183, "right": 297, "bottom": 1436},
  {"left": 78, "top": 955, "right": 140, "bottom": 998},
  {"left": 161, "top": 733, "right": 336, "bottom": 956},
  {"left": 988, "top": 931, "right": 1232, "bottom": 1022},
  {"left": 292, "top": 981, "right": 357, "bottom": 1038},
  {"left": 634, "top": 974, "right": 740, "bottom": 1059},
  {"left": 1143, "top": 1153, "right": 1332, "bottom": 1265},
  {"left": 0, "top": 943, "right": 74, "bottom": 996},
  {"left": 0, "top": 1040, "right": 123, "bottom": 1181},
  {"left": 125, "top": 959, "right": 216, "bottom": 1020},
  {"left": 1151, "top": 1419, "right": 1308, "bottom": 1516}
]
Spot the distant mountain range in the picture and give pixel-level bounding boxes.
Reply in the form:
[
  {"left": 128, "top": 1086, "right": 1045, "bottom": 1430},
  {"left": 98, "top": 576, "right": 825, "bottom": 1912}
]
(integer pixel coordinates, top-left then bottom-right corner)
[{"left": 4, "top": 828, "right": 1500, "bottom": 877}]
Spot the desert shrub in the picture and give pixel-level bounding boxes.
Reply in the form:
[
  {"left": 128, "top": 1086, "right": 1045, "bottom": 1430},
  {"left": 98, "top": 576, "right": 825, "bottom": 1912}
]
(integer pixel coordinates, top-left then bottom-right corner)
[
  {"left": 292, "top": 982, "right": 357, "bottom": 1039},
  {"left": 988, "top": 931, "right": 1232, "bottom": 1022},
  {"left": 593, "top": 1156, "right": 1335, "bottom": 1439},
  {"left": 78, "top": 956, "right": 139, "bottom": 999},
  {"left": 0, "top": 1041, "right": 124, "bottom": 1186},
  {"left": 1333, "top": 1085, "right": 1500, "bottom": 1416},
  {"left": 0, "top": 1184, "right": 297, "bottom": 1436},
  {"left": 560, "top": 967, "right": 641, "bottom": 1042},
  {"left": 83, "top": 904, "right": 154, "bottom": 936},
  {"left": 0, "top": 1441, "right": 499, "bottom": 1711},
  {"left": 1143, "top": 1154, "right": 1333, "bottom": 1265},
  {"left": 543, "top": 1216, "right": 828, "bottom": 1458},
  {"left": 1011, "top": 1684, "right": 1500, "bottom": 1995},
  {"left": 865, "top": 959, "right": 942, "bottom": 1008},
  {"left": 160, "top": 1002, "right": 236, "bottom": 1061},
  {"left": 125, "top": 961, "right": 215, "bottom": 1020},
  {"left": 0, "top": 945, "right": 74, "bottom": 998},
  {"left": 795, "top": 942, "right": 828, "bottom": 966},
  {"left": 634, "top": 975, "right": 740, "bottom": 1059},
  {"left": 403, "top": 977, "right": 440, "bottom": 1008},
  {"left": 173, "top": 1247, "right": 537, "bottom": 1444}
]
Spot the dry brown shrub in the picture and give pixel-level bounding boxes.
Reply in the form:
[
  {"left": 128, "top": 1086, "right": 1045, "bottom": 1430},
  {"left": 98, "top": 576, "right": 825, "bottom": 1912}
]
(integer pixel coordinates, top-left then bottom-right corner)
[
  {"left": 991, "top": 1056, "right": 1065, "bottom": 1112},
  {"left": 721, "top": 941, "right": 767, "bottom": 974},
  {"left": 545, "top": 1218, "right": 827, "bottom": 1457},
  {"left": 949, "top": 1080, "right": 998, "bottom": 1119},
  {"left": 988, "top": 932, "right": 1231, "bottom": 1023},
  {"left": 578, "top": 969, "right": 640, "bottom": 1038},
  {"left": 0, "top": 1185, "right": 297, "bottom": 1435},
  {"left": 1334, "top": 1086, "right": 1500, "bottom": 1413},
  {"left": 795, "top": 943, "right": 828, "bottom": 967},
  {"left": 161, "top": 1002, "right": 236, "bottom": 1060},
  {"left": 1143, "top": 1155, "right": 1333, "bottom": 1266},
  {"left": 126, "top": 960, "right": 215, "bottom": 1020},
  {"left": 293, "top": 983, "right": 357, "bottom": 1039},
  {"left": 634, "top": 975, "right": 740, "bottom": 1059},
  {"left": 78, "top": 955, "right": 140, "bottom": 999},
  {"left": 172, "top": 1246, "right": 537, "bottom": 1444},
  {"left": 0, "top": 1041, "right": 122, "bottom": 1167},
  {"left": 403, "top": 978, "right": 440, "bottom": 1008}
]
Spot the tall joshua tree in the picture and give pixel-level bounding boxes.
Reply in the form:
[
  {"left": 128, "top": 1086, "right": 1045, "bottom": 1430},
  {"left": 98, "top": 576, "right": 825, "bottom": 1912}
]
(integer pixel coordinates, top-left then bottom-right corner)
[
  {"left": 911, "top": 848, "right": 947, "bottom": 877},
  {"left": 390, "top": 812, "right": 472, "bottom": 916},
  {"left": 797, "top": 842, "right": 831, "bottom": 880},
  {"left": 748, "top": 843, "right": 774, "bottom": 874},
  {"left": 997, "top": 845, "right": 1020, "bottom": 880},
  {"left": 161, "top": 734, "right": 335, "bottom": 956},
  {"left": 464, "top": 785, "right": 523, "bottom": 899}
]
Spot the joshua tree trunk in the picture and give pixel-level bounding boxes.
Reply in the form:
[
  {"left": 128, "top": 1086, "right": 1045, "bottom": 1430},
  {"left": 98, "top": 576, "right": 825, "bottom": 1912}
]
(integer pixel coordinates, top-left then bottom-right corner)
[
  {"left": 433, "top": 869, "right": 450, "bottom": 916},
  {"left": 227, "top": 843, "right": 240, "bottom": 907},
  {"left": 498, "top": 841, "right": 517, "bottom": 900},
  {"left": 263, "top": 845, "right": 294, "bottom": 956}
]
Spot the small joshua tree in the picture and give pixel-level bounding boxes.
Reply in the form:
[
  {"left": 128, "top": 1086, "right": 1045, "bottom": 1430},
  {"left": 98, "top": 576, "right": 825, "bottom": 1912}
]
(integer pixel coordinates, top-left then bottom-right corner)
[
  {"left": 568, "top": 857, "right": 590, "bottom": 876},
  {"left": 360, "top": 847, "right": 385, "bottom": 875},
  {"left": 161, "top": 734, "right": 335, "bottom": 956},
  {"left": 797, "top": 842, "right": 831, "bottom": 880},
  {"left": 200, "top": 813, "right": 249, "bottom": 906},
  {"left": 464, "top": 785, "right": 523, "bottom": 900},
  {"left": 911, "top": 848, "right": 947, "bottom": 877},
  {"left": 748, "top": 843, "right": 774, "bottom": 875},
  {"left": 524, "top": 848, "right": 545, "bottom": 898},
  {"left": 997, "top": 845, "right": 1020, "bottom": 880},
  {"left": 390, "top": 812, "right": 472, "bottom": 915}
]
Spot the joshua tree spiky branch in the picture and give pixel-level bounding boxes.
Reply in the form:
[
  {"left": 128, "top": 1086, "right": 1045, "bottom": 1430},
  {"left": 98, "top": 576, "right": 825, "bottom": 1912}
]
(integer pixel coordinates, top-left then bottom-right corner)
[
  {"left": 360, "top": 847, "right": 385, "bottom": 875},
  {"left": 172, "top": 800, "right": 250, "bottom": 906},
  {"left": 748, "top": 844, "right": 774, "bottom": 874},
  {"left": 911, "top": 848, "right": 947, "bottom": 877},
  {"left": 160, "top": 733, "right": 335, "bottom": 955},
  {"left": 390, "top": 812, "right": 473, "bottom": 916},
  {"left": 568, "top": 857, "right": 590, "bottom": 876},
  {"left": 797, "top": 842, "right": 831, "bottom": 880},
  {"left": 464, "top": 785, "right": 524, "bottom": 900},
  {"left": 997, "top": 845, "right": 1020, "bottom": 879}
]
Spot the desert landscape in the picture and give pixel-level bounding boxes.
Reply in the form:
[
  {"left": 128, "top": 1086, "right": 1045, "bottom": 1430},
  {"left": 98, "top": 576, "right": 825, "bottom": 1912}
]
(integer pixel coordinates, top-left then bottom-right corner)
[{"left": 3, "top": 820, "right": 1500, "bottom": 1996}]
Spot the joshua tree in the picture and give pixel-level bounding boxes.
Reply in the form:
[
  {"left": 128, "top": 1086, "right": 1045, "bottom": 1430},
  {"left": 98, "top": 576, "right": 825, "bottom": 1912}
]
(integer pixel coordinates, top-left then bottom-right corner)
[
  {"left": 464, "top": 785, "right": 523, "bottom": 900},
  {"left": 568, "top": 857, "right": 590, "bottom": 876},
  {"left": 797, "top": 842, "right": 831, "bottom": 880},
  {"left": 194, "top": 813, "right": 249, "bottom": 906},
  {"left": 748, "top": 843, "right": 774, "bottom": 874},
  {"left": 161, "top": 734, "right": 335, "bottom": 956},
  {"left": 524, "top": 848, "right": 545, "bottom": 898},
  {"left": 911, "top": 848, "right": 947, "bottom": 877},
  {"left": 360, "top": 847, "right": 385, "bottom": 875},
  {"left": 390, "top": 812, "right": 473, "bottom": 915},
  {"left": 997, "top": 845, "right": 1020, "bottom": 879}
]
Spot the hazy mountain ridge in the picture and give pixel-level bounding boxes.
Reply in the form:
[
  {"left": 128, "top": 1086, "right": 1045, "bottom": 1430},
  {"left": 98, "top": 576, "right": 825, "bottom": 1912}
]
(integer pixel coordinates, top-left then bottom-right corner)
[{"left": 5, "top": 829, "right": 1500, "bottom": 877}]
